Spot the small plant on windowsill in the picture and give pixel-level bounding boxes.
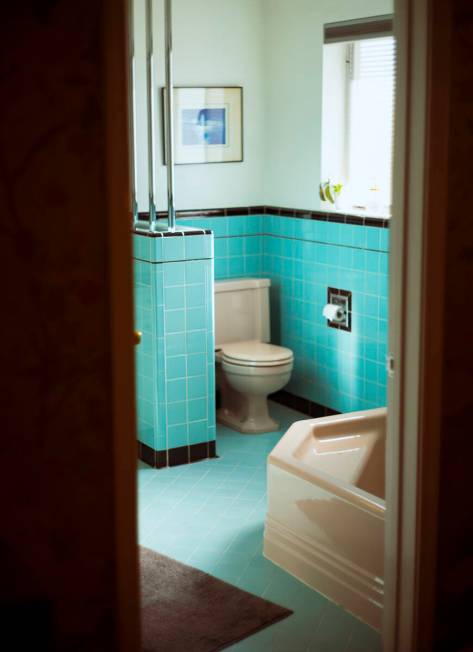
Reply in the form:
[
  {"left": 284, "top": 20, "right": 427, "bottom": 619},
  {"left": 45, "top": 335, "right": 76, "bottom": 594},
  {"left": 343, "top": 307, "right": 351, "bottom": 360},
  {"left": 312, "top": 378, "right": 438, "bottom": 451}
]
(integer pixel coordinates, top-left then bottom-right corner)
[{"left": 319, "top": 180, "right": 343, "bottom": 210}]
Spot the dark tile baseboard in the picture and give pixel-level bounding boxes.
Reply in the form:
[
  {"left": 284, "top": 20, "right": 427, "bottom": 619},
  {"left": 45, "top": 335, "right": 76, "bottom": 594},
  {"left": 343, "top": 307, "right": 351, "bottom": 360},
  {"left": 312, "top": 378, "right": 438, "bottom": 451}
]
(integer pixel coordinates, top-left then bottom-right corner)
[
  {"left": 138, "top": 440, "right": 217, "bottom": 469},
  {"left": 139, "top": 396, "right": 336, "bottom": 469},
  {"left": 271, "top": 390, "right": 340, "bottom": 418}
]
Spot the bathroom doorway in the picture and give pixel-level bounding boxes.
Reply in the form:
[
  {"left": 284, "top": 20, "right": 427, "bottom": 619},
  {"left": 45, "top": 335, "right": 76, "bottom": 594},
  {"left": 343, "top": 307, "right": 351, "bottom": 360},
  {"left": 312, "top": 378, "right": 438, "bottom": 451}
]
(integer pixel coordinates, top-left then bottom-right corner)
[{"left": 123, "top": 0, "right": 442, "bottom": 650}]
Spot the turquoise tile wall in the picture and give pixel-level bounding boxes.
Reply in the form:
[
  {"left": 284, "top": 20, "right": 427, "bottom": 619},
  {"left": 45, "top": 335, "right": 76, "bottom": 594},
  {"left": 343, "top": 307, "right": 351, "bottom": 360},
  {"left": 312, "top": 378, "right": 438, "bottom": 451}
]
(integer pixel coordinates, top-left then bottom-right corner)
[
  {"left": 178, "top": 215, "right": 264, "bottom": 279},
  {"left": 134, "top": 233, "right": 216, "bottom": 453},
  {"left": 178, "top": 215, "right": 389, "bottom": 413}
]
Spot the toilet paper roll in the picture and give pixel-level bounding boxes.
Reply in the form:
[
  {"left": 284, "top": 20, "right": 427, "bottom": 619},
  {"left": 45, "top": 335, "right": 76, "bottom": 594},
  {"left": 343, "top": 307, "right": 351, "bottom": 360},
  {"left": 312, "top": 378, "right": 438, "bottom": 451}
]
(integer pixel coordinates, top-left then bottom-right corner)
[{"left": 323, "top": 303, "right": 344, "bottom": 322}]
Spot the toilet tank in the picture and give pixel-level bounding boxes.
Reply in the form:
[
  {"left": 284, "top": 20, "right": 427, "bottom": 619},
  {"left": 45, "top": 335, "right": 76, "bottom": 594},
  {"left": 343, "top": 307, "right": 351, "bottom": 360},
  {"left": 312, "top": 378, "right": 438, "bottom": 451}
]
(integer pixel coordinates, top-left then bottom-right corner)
[{"left": 214, "top": 278, "right": 271, "bottom": 348}]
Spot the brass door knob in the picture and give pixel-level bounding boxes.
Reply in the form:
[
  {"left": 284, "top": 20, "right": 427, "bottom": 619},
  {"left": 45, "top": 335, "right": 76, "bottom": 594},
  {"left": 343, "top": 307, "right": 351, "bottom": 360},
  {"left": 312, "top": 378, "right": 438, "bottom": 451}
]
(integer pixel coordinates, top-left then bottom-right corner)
[{"left": 133, "top": 330, "right": 142, "bottom": 346}]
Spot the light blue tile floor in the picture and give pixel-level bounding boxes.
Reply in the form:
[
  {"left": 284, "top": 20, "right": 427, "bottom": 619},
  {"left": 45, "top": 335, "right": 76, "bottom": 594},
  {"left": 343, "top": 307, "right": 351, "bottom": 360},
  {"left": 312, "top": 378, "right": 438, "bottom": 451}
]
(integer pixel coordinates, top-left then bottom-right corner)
[{"left": 138, "top": 401, "right": 381, "bottom": 652}]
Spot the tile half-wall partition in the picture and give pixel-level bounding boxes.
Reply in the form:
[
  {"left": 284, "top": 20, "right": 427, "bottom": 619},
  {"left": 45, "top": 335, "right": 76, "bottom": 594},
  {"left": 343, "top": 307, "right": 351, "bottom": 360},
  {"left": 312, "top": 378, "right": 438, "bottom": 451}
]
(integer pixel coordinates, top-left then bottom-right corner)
[
  {"left": 133, "top": 230, "right": 216, "bottom": 467},
  {"left": 177, "top": 212, "right": 389, "bottom": 414}
]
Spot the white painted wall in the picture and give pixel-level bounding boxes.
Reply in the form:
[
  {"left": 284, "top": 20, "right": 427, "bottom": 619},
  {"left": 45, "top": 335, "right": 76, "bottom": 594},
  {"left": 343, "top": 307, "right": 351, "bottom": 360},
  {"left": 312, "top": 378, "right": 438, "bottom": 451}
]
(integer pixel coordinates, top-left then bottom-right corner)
[
  {"left": 320, "top": 43, "right": 347, "bottom": 187},
  {"left": 133, "top": 0, "right": 265, "bottom": 211},
  {"left": 132, "top": 0, "right": 150, "bottom": 211},
  {"left": 132, "top": 0, "right": 393, "bottom": 212},
  {"left": 262, "top": 0, "right": 393, "bottom": 210}
]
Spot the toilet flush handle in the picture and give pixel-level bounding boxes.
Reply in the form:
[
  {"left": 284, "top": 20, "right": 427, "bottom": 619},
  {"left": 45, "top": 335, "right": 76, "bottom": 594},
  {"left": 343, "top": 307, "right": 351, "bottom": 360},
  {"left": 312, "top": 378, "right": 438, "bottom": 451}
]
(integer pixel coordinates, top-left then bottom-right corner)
[{"left": 133, "top": 330, "right": 142, "bottom": 346}]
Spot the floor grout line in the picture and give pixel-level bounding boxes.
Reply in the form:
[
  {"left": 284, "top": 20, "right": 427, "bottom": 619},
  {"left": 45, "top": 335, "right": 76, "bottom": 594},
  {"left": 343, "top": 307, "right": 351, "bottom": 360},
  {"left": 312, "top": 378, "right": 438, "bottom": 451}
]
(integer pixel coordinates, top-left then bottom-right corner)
[{"left": 137, "top": 402, "right": 381, "bottom": 652}]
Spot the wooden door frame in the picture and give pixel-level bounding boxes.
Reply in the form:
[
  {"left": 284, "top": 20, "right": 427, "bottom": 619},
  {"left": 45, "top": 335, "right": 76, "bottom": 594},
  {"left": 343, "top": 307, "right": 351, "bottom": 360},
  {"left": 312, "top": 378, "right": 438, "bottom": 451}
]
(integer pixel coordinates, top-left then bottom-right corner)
[
  {"left": 384, "top": 0, "right": 450, "bottom": 649},
  {"left": 104, "top": 0, "right": 452, "bottom": 650},
  {"left": 104, "top": 0, "right": 140, "bottom": 650}
]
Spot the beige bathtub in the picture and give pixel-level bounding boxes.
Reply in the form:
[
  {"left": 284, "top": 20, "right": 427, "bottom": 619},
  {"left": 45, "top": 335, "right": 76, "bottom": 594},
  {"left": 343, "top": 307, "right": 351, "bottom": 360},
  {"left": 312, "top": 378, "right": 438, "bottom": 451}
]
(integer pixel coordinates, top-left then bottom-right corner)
[{"left": 264, "top": 408, "right": 386, "bottom": 630}]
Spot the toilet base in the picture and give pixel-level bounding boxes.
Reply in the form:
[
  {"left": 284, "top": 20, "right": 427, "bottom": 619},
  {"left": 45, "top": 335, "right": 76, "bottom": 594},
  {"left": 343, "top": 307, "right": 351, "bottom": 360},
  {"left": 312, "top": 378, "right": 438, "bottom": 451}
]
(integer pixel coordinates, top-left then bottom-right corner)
[
  {"left": 216, "top": 407, "right": 280, "bottom": 434},
  {"left": 215, "top": 356, "right": 291, "bottom": 435}
]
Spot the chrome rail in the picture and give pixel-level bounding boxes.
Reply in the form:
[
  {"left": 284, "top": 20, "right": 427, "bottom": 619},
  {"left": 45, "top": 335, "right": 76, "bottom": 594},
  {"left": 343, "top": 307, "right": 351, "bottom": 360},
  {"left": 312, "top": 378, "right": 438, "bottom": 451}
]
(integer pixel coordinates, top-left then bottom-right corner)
[
  {"left": 128, "top": 0, "right": 138, "bottom": 224},
  {"left": 164, "top": 0, "right": 176, "bottom": 231},
  {"left": 146, "top": 0, "right": 157, "bottom": 230}
]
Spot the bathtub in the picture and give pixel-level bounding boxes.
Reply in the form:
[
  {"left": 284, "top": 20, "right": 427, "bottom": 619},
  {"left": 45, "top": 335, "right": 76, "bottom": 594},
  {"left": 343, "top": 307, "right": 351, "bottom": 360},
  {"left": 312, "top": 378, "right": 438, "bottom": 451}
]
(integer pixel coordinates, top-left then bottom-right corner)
[{"left": 264, "top": 408, "right": 386, "bottom": 630}]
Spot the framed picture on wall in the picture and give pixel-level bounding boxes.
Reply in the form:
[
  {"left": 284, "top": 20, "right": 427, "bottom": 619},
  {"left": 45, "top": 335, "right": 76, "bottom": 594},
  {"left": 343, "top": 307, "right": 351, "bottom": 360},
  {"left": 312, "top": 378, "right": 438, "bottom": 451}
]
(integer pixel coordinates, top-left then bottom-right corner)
[{"left": 162, "top": 86, "right": 243, "bottom": 165}]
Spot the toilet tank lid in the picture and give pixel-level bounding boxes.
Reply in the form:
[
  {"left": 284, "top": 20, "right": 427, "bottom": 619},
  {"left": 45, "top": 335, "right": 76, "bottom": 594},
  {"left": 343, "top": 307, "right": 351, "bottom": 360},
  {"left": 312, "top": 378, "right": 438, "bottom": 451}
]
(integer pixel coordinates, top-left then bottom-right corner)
[{"left": 215, "top": 278, "right": 270, "bottom": 293}]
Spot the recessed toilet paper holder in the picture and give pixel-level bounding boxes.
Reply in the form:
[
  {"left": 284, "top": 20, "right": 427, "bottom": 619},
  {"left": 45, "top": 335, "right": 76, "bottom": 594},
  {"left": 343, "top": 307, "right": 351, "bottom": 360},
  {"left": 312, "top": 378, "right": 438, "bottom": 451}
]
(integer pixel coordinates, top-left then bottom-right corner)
[{"left": 325, "top": 287, "right": 352, "bottom": 332}]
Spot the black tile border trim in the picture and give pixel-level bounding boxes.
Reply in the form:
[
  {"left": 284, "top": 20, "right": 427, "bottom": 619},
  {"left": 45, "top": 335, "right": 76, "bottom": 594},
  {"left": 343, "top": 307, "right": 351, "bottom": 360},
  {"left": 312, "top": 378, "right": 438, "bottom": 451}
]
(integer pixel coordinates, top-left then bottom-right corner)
[
  {"left": 263, "top": 206, "right": 389, "bottom": 227},
  {"left": 271, "top": 390, "right": 340, "bottom": 418},
  {"left": 133, "top": 222, "right": 212, "bottom": 238},
  {"left": 139, "top": 398, "right": 338, "bottom": 467},
  {"left": 134, "top": 205, "right": 389, "bottom": 230},
  {"left": 138, "top": 440, "right": 218, "bottom": 468},
  {"left": 168, "top": 446, "right": 189, "bottom": 467},
  {"left": 138, "top": 441, "right": 157, "bottom": 467}
]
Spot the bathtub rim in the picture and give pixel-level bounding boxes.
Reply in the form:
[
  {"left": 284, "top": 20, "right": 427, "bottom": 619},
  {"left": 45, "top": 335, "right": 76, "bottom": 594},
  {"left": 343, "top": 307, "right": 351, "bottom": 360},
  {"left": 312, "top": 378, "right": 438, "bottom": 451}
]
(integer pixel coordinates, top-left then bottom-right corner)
[{"left": 268, "top": 408, "right": 386, "bottom": 518}]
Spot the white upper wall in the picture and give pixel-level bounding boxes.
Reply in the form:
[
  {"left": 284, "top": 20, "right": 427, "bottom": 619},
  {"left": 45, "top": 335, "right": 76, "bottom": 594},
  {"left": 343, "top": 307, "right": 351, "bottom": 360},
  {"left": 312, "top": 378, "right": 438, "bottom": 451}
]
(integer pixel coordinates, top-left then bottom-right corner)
[
  {"left": 134, "top": 0, "right": 265, "bottom": 211},
  {"left": 132, "top": 0, "right": 393, "bottom": 212},
  {"left": 320, "top": 42, "right": 347, "bottom": 186},
  {"left": 262, "top": 0, "right": 393, "bottom": 211}
]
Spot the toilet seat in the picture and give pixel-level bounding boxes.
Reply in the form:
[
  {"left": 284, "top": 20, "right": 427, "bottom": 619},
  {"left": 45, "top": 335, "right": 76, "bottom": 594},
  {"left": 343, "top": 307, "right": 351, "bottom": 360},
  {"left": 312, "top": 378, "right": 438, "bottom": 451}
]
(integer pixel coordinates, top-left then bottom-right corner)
[
  {"left": 220, "top": 340, "right": 293, "bottom": 368},
  {"left": 222, "top": 358, "right": 294, "bottom": 377}
]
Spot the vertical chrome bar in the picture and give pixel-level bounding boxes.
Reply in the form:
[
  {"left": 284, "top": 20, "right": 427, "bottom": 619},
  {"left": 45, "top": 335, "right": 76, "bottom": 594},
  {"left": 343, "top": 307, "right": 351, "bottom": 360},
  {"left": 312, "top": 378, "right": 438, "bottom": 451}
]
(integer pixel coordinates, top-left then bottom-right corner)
[
  {"left": 146, "top": 0, "right": 157, "bottom": 230},
  {"left": 164, "top": 0, "right": 176, "bottom": 231},
  {"left": 128, "top": 0, "right": 138, "bottom": 224}
]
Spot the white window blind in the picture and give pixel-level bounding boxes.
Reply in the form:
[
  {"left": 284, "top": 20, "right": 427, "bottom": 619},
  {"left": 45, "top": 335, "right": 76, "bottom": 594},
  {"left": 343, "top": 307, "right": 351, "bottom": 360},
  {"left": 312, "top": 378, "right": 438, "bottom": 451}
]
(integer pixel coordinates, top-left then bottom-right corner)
[
  {"left": 346, "top": 36, "right": 396, "bottom": 212},
  {"left": 356, "top": 37, "right": 396, "bottom": 78}
]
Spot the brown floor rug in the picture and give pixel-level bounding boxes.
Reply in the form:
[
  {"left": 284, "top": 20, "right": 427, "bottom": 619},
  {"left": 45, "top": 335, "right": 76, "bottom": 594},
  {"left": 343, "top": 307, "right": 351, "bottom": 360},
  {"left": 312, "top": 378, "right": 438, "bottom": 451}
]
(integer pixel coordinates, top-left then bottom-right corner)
[{"left": 140, "top": 546, "right": 292, "bottom": 652}]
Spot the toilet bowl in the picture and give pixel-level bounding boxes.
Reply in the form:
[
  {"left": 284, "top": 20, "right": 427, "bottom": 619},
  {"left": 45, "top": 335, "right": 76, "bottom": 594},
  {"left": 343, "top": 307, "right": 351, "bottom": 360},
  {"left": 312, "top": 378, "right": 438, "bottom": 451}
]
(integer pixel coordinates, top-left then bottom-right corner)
[{"left": 216, "top": 341, "right": 293, "bottom": 433}]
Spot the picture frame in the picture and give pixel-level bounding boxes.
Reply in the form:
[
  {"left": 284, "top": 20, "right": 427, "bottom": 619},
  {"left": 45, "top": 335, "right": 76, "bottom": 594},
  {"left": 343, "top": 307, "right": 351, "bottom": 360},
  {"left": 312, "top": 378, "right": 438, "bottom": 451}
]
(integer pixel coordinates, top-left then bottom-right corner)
[{"left": 162, "top": 86, "right": 243, "bottom": 165}]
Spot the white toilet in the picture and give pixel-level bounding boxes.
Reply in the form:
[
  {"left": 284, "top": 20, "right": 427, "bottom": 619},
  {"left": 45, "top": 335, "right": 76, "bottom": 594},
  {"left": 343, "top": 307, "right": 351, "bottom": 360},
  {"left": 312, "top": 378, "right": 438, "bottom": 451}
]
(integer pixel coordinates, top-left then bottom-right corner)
[{"left": 214, "top": 278, "right": 294, "bottom": 433}]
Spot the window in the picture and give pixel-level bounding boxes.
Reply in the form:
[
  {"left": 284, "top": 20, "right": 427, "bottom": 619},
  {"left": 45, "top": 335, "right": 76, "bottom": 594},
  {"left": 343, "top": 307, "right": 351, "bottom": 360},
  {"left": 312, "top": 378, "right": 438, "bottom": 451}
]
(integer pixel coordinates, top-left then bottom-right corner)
[{"left": 321, "top": 19, "right": 395, "bottom": 216}]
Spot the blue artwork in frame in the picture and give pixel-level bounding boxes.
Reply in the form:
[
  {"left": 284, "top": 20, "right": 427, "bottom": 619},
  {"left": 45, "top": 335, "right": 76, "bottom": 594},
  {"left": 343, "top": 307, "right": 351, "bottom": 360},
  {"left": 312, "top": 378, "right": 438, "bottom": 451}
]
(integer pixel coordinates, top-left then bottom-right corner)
[
  {"left": 181, "top": 108, "right": 227, "bottom": 146},
  {"left": 164, "top": 87, "right": 243, "bottom": 164}
]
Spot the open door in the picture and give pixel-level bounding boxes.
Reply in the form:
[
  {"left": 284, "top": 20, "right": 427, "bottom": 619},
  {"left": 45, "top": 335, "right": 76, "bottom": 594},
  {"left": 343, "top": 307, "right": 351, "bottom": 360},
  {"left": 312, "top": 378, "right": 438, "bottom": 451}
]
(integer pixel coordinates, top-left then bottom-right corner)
[
  {"left": 105, "top": 0, "right": 455, "bottom": 650},
  {"left": 384, "top": 0, "right": 451, "bottom": 649},
  {"left": 104, "top": 0, "right": 140, "bottom": 649}
]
